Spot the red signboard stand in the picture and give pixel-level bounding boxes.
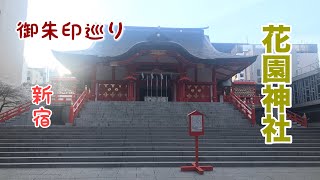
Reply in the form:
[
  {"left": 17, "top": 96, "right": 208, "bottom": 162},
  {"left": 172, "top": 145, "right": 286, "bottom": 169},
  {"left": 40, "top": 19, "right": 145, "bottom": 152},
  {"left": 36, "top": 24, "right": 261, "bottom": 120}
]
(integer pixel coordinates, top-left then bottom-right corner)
[{"left": 181, "top": 110, "right": 214, "bottom": 175}]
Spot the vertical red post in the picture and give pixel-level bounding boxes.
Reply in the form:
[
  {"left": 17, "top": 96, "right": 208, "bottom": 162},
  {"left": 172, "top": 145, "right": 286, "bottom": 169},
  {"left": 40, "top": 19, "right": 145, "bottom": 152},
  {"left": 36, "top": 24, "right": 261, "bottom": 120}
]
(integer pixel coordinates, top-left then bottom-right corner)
[
  {"left": 251, "top": 105, "right": 256, "bottom": 126},
  {"left": 136, "top": 80, "right": 140, "bottom": 101},
  {"left": 128, "top": 81, "right": 135, "bottom": 101},
  {"left": 126, "top": 65, "right": 136, "bottom": 101},
  {"left": 126, "top": 76, "right": 136, "bottom": 101},
  {"left": 302, "top": 113, "right": 308, "bottom": 127},
  {"left": 177, "top": 66, "right": 188, "bottom": 102},
  {"left": 131, "top": 81, "right": 134, "bottom": 101},
  {"left": 181, "top": 110, "right": 213, "bottom": 175},
  {"left": 177, "top": 66, "right": 182, "bottom": 102},
  {"left": 212, "top": 68, "right": 217, "bottom": 102},
  {"left": 69, "top": 106, "right": 74, "bottom": 124},
  {"left": 176, "top": 80, "right": 180, "bottom": 102},
  {"left": 176, "top": 81, "right": 181, "bottom": 102},
  {"left": 251, "top": 96, "right": 256, "bottom": 126},
  {"left": 195, "top": 136, "right": 199, "bottom": 166},
  {"left": 181, "top": 82, "right": 186, "bottom": 102},
  {"left": 127, "top": 81, "right": 131, "bottom": 101}
]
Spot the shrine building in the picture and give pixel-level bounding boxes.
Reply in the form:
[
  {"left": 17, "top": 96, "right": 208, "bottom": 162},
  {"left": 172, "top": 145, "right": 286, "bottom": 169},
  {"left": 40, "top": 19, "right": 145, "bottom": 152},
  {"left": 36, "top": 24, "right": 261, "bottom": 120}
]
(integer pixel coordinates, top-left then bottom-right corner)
[
  {"left": 1, "top": 26, "right": 315, "bottom": 168},
  {"left": 53, "top": 26, "right": 257, "bottom": 102}
]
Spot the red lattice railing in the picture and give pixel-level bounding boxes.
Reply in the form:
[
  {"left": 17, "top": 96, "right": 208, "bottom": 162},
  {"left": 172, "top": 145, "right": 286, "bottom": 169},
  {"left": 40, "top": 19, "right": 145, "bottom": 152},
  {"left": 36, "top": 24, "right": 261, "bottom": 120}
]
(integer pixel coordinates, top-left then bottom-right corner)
[
  {"left": 0, "top": 102, "right": 32, "bottom": 123},
  {"left": 255, "top": 96, "right": 308, "bottom": 127},
  {"left": 229, "top": 81, "right": 308, "bottom": 127},
  {"left": 287, "top": 109, "right": 308, "bottom": 127},
  {"left": 234, "top": 96, "right": 262, "bottom": 106},
  {"left": 227, "top": 92, "right": 256, "bottom": 126},
  {"left": 69, "top": 89, "right": 90, "bottom": 125}
]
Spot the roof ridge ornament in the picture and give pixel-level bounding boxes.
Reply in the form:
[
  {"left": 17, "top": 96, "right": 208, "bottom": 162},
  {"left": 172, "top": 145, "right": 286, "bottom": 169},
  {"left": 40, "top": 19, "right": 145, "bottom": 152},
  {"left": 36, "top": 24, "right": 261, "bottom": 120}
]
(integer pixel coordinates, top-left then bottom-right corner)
[{"left": 147, "top": 32, "right": 169, "bottom": 42}]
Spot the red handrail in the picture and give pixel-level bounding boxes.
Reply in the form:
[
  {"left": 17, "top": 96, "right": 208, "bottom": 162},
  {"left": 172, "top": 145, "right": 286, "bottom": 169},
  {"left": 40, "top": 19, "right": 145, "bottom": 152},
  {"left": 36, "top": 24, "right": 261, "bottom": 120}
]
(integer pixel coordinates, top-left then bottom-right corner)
[
  {"left": 228, "top": 92, "right": 256, "bottom": 126},
  {"left": 256, "top": 96, "right": 307, "bottom": 127},
  {"left": 287, "top": 109, "right": 308, "bottom": 127},
  {"left": 225, "top": 94, "right": 308, "bottom": 127},
  {"left": 0, "top": 102, "right": 32, "bottom": 122},
  {"left": 69, "top": 90, "right": 90, "bottom": 125}
]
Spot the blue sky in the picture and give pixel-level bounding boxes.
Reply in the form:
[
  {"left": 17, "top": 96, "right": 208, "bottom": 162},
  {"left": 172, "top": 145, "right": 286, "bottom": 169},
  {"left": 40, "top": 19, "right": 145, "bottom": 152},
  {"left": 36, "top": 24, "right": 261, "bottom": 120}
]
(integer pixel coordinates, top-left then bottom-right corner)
[{"left": 25, "top": 0, "right": 320, "bottom": 73}]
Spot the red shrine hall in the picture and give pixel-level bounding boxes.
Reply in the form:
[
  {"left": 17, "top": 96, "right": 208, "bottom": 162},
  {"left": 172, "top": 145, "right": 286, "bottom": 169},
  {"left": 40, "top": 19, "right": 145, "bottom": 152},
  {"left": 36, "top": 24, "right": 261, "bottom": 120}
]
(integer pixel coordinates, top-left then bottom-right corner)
[{"left": 54, "top": 26, "right": 257, "bottom": 102}]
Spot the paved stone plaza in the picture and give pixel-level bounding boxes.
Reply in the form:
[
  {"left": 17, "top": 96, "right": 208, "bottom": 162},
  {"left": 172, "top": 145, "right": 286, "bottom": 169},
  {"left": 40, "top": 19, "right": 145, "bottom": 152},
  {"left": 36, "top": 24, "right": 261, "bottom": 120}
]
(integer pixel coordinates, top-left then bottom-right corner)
[{"left": 0, "top": 167, "right": 319, "bottom": 180}]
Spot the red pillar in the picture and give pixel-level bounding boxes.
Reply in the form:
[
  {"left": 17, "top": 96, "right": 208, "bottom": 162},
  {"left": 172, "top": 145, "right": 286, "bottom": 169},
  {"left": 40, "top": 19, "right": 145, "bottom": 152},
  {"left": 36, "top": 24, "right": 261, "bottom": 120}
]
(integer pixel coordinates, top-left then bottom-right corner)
[
  {"left": 127, "top": 80, "right": 135, "bottom": 101},
  {"left": 125, "top": 75, "right": 136, "bottom": 101},
  {"left": 126, "top": 65, "right": 136, "bottom": 101},
  {"left": 136, "top": 80, "right": 140, "bottom": 101},
  {"left": 177, "top": 77, "right": 188, "bottom": 102},
  {"left": 212, "top": 68, "right": 217, "bottom": 102},
  {"left": 175, "top": 81, "right": 179, "bottom": 102},
  {"left": 177, "top": 65, "right": 188, "bottom": 102},
  {"left": 91, "top": 64, "right": 97, "bottom": 101},
  {"left": 177, "top": 81, "right": 184, "bottom": 102},
  {"left": 181, "top": 82, "right": 186, "bottom": 102}
]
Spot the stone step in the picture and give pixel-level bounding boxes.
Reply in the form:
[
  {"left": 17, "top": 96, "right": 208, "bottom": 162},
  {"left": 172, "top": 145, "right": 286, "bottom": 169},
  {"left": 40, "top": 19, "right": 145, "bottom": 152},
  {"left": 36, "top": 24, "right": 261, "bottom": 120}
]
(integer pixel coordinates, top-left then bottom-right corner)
[
  {"left": 1, "top": 139, "right": 319, "bottom": 144},
  {"left": 0, "top": 101, "right": 318, "bottom": 168},
  {"left": 1, "top": 155, "right": 320, "bottom": 163},
  {"left": 74, "top": 102, "right": 249, "bottom": 127},
  {"left": 1, "top": 146, "right": 320, "bottom": 152},
  {"left": 1, "top": 161, "right": 320, "bottom": 168},
  {"left": 2, "top": 151, "right": 320, "bottom": 157},
  {"left": 0, "top": 134, "right": 316, "bottom": 139},
  {"left": 0, "top": 129, "right": 318, "bottom": 134},
  {"left": 0, "top": 142, "right": 318, "bottom": 148}
]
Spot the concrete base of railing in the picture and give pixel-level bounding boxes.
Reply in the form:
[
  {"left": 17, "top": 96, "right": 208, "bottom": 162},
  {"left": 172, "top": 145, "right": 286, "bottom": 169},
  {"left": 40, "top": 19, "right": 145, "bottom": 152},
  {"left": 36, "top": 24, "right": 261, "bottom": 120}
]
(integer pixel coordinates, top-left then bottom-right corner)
[{"left": 65, "top": 123, "right": 73, "bottom": 127}]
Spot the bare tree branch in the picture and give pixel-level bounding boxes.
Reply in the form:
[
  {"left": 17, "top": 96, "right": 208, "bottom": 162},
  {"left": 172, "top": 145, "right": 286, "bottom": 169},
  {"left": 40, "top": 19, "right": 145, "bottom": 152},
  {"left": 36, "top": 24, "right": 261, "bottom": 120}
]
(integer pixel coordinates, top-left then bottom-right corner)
[{"left": 0, "top": 81, "right": 30, "bottom": 113}]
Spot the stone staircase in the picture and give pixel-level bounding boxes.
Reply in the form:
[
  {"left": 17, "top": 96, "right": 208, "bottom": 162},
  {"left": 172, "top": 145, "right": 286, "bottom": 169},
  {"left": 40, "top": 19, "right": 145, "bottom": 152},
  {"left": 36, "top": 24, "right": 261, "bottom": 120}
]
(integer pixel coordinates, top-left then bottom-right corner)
[
  {"left": 0, "top": 101, "right": 320, "bottom": 168},
  {"left": 1, "top": 126, "right": 320, "bottom": 167},
  {"left": 75, "top": 101, "right": 250, "bottom": 127},
  {"left": 0, "top": 105, "right": 39, "bottom": 127}
]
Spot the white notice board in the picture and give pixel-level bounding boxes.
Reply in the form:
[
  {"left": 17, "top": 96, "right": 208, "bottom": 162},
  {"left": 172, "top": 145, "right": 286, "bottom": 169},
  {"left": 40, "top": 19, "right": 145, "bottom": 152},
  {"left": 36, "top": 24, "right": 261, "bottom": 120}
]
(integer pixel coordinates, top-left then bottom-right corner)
[{"left": 191, "top": 115, "right": 202, "bottom": 132}]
